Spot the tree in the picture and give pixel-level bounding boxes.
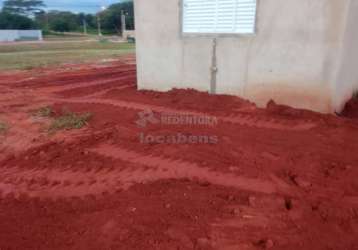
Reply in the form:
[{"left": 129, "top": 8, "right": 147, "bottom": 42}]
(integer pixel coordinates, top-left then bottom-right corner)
[
  {"left": 35, "top": 10, "right": 98, "bottom": 34},
  {"left": 50, "top": 19, "right": 71, "bottom": 32},
  {"left": 34, "top": 10, "right": 48, "bottom": 30},
  {"left": 76, "top": 13, "right": 96, "bottom": 32},
  {"left": 99, "top": 1, "right": 134, "bottom": 34},
  {"left": 0, "top": 11, "right": 37, "bottom": 29},
  {"left": 46, "top": 11, "right": 78, "bottom": 32},
  {"left": 2, "top": 0, "right": 45, "bottom": 16}
]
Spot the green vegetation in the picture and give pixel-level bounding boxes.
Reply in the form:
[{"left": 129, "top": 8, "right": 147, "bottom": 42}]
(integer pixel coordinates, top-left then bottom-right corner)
[
  {"left": 35, "top": 2, "right": 134, "bottom": 34},
  {"left": 43, "top": 32, "right": 96, "bottom": 41},
  {"left": 2, "top": 0, "right": 45, "bottom": 16},
  {"left": 35, "top": 106, "right": 53, "bottom": 117},
  {"left": 33, "top": 106, "right": 92, "bottom": 132},
  {"left": 0, "top": 121, "right": 9, "bottom": 134},
  {"left": 0, "top": 41, "right": 135, "bottom": 70},
  {"left": 49, "top": 111, "right": 92, "bottom": 132},
  {"left": 0, "top": 0, "right": 44, "bottom": 29},
  {"left": 0, "top": 11, "right": 37, "bottom": 29},
  {"left": 1, "top": 0, "right": 134, "bottom": 35},
  {"left": 100, "top": 2, "right": 135, "bottom": 33},
  {"left": 0, "top": 0, "right": 136, "bottom": 71}
]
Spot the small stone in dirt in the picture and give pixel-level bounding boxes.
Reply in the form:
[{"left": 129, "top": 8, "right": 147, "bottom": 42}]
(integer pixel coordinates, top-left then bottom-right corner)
[
  {"left": 231, "top": 208, "right": 241, "bottom": 216},
  {"left": 345, "top": 165, "right": 352, "bottom": 170},
  {"left": 248, "top": 196, "right": 257, "bottom": 207},
  {"left": 261, "top": 151, "right": 280, "bottom": 161},
  {"left": 284, "top": 197, "right": 293, "bottom": 210},
  {"left": 293, "top": 177, "right": 312, "bottom": 188},
  {"left": 226, "top": 195, "right": 235, "bottom": 201},
  {"left": 311, "top": 203, "right": 320, "bottom": 211},
  {"left": 166, "top": 228, "right": 194, "bottom": 249},
  {"left": 229, "top": 166, "right": 239, "bottom": 172},
  {"left": 196, "top": 237, "right": 211, "bottom": 249},
  {"left": 265, "top": 239, "right": 274, "bottom": 249},
  {"left": 198, "top": 179, "right": 211, "bottom": 187},
  {"left": 299, "top": 180, "right": 312, "bottom": 188},
  {"left": 256, "top": 239, "right": 274, "bottom": 249},
  {"left": 289, "top": 173, "right": 311, "bottom": 188}
]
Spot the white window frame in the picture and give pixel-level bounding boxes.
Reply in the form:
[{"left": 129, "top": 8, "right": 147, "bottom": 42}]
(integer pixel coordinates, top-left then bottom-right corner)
[{"left": 181, "top": 0, "right": 258, "bottom": 37}]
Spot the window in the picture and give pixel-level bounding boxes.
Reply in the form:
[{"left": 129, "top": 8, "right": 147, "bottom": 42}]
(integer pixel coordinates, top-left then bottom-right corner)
[{"left": 182, "top": 0, "right": 257, "bottom": 34}]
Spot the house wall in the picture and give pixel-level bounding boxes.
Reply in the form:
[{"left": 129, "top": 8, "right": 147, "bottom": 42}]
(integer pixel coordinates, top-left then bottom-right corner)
[
  {"left": 0, "top": 30, "right": 43, "bottom": 42},
  {"left": 134, "top": 0, "right": 351, "bottom": 113},
  {"left": 333, "top": 0, "right": 358, "bottom": 112}
]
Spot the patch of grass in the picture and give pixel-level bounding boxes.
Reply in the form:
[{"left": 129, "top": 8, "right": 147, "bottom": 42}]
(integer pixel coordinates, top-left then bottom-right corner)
[
  {"left": 0, "top": 121, "right": 8, "bottom": 134},
  {"left": 0, "top": 41, "right": 134, "bottom": 53},
  {"left": 35, "top": 106, "right": 53, "bottom": 117},
  {"left": 0, "top": 41, "right": 135, "bottom": 70},
  {"left": 99, "top": 38, "right": 109, "bottom": 43},
  {"left": 49, "top": 111, "right": 92, "bottom": 132}
]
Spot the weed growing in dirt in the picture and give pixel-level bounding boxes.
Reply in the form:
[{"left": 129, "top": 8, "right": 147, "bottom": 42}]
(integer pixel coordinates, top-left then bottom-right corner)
[
  {"left": 353, "top": 91, "right": 358, "bottom": 99},
  {"left": 35, "top": 106, "right": 53, "bottom": 117},
  {"left": 49, "top": 111, "right": 92, "bottom": 132},
  {"left": 0, "top": 121, "right": 8, "bottom": 134}
]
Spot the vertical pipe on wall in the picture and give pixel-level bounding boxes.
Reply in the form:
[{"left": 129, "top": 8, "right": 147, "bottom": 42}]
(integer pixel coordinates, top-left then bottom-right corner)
[{"left": 210, "top": 38, "right": 218, "bottom": 94}]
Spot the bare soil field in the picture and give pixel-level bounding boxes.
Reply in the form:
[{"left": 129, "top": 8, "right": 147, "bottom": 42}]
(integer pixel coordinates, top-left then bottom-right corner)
[{"left": 0, "top": 55, "right": 357, "bottom": 250}]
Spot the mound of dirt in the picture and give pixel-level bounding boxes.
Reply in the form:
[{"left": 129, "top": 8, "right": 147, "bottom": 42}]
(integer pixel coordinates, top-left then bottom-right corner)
[
  {"left": 0, "top": 56, "right": 358, "bottom": 250},
  {"left": 341, "top": 97, "right": 358, "bottom": 119}
]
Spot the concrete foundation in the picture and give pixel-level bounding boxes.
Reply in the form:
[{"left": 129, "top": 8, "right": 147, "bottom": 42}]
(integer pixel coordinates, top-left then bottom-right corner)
[
  {"left": 0, "top": 30, "right": 43, "bottom": 42},
  {"left": 134, "top": 0, "right": 358, "bottom": 113}
]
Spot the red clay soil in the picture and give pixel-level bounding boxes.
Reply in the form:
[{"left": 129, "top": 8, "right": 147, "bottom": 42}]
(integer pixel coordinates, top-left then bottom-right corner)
[{"left": 0, "top": 55, "right": 358, "bottom": 250}]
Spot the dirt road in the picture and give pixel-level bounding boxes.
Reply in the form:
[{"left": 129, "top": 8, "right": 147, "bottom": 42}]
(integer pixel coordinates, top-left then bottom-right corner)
[{"left": 0, "top": 56, "right": 357, "bottom": 250}]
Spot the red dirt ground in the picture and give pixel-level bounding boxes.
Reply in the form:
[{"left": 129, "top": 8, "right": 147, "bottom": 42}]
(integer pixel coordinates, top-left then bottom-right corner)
[{"left": 0, "top": 55, "right": 358, "bottom": 250}]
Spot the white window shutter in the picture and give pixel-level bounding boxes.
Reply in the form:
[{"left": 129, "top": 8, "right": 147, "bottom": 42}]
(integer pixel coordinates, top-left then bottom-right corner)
[
  {"left": 183, "top": 0, "right": 217, "bottom": 33},
  {"left": 183, "top": 0, "right": 257, "bottom": 34}
]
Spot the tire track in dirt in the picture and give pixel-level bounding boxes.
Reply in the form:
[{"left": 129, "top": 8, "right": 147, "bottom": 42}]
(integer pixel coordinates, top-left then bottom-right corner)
[
  {"left": 90, "top": 144, "right": 281, "bottom": 194},
  {"left": 78, "top": 84, "right": 136, "bottom": 99},
  {"left": 0, "top": 165, "right": 124, "bottom": 199},
  {"left": 12, "top": 66, "right": 136, "bottom": 88},
  {"left": 208, "top": 196, "right": 301, "bottom": 250},
  {"left": 49, "top": 97, "right": 317, "bottom": 131},
  {"left": 0, "top": 86, "right": 33, "bottom": 104},
  {"left": 38, "top": 74, "right": 136, "bottom": 94},
  {"left": 0, "top": 143, "right": 288, "bottom": 200}
]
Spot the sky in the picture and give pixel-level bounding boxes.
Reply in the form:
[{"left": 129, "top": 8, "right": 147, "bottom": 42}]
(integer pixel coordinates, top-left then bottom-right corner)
[{"left": 0, "top": 0, "right": 120, "bottom": 13}]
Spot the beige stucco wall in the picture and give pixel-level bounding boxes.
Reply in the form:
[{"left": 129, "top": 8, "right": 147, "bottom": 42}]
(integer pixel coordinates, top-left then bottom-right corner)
[
  {"left": 134, "top": 0, "right": 355, "bottom": 113},
  {"left": 332, "top": 0, "right": 358, "bottom": 112}
]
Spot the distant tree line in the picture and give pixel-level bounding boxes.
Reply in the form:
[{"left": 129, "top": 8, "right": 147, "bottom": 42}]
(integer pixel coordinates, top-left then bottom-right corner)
[{"left": 0, "top": 0, "right": 134, "bottom": 35}]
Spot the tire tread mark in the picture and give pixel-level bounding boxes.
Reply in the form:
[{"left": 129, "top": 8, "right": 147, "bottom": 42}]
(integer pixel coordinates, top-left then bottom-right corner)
[{"left": 48, "top": 97, "right": 317, "bottom": 131}]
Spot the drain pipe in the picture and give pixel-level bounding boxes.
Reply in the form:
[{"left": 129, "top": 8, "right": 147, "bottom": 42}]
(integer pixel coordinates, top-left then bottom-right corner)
[{"left": 210, "top": 38, "right": 218, "bottom": 94}]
